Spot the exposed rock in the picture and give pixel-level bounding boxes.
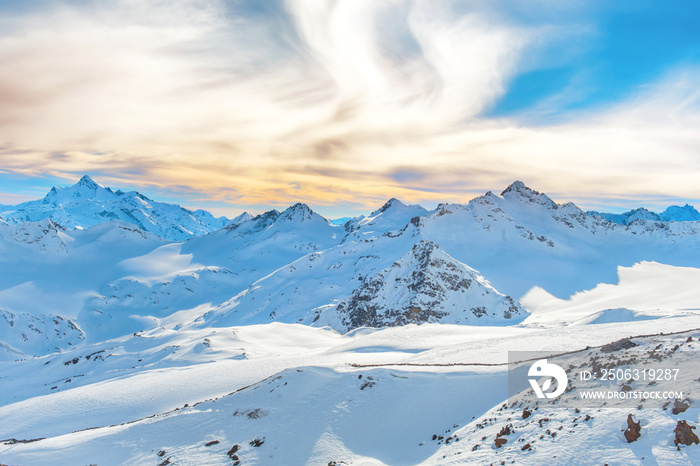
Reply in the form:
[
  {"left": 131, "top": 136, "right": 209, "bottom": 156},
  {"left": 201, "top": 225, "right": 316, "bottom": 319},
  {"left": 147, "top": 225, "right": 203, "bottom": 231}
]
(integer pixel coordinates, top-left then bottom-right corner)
[
  {"left": 672, "top": 399, "right": 691, "bottom": 415},
  {"left": 674, "top": 421, "right": 700, "bottom": 446},
  {"left": 227, "top": 444, "right": 240, "bottom": 460},
  {"left": 624, "top": 414, "right": 641, "bottom": 443},
  {"left": 494, "top": 424, "right": 512, "bottom": 448},
  {"left": 601, "top": 338, "right": 637, "bottom": 353},
  {"left": 249, "top": 438, "right": 264, "bottom": 447}
]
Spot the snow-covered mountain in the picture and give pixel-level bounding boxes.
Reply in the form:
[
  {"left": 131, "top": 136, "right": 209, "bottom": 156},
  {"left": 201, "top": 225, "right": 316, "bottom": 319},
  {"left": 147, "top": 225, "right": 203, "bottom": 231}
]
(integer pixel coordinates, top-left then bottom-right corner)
[
  {"left": 589, "top": 203, "right": 700, "bottom": 225},
  {"left": 417, "top": 181, "right": 700, "bottom": 297},
  {"left": 0, "top": 176, "right": 229, "bottom": 241},
  {"left": 197, "top": 227, "right": 523, "bottom": 332},
  {"left": 661, "top": 203, "right": 700, "bottom": 221},
  {"left": 2, "top": 317, "right": 700, "bottom": 465},
  {"left": 343, "top": 198, "right": 428, "bottom": 241},
  {"left": 589, "top": 207, "right": 662, "bottom": 224},
  {"left": 1, "top": 178, "right": 700, "bottom": 465},
  {"left": 333, "top": 240, "right": 525, "bottom": 331},
  {"left": 2, "top": 179, "right": 700, "bottom": 346}
]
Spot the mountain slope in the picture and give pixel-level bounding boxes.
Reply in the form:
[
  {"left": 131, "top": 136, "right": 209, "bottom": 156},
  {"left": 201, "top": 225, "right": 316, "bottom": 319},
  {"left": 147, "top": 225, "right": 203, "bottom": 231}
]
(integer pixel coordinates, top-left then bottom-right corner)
[{"left": 0, "top": 309, "right": 84, "bottom": 360}]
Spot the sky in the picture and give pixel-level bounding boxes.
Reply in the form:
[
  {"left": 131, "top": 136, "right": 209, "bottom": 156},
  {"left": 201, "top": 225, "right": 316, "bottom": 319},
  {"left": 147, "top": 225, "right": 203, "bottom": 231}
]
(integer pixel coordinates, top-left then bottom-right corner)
[{"left": 1, "top": 0, "right": 699, "bottom": 218}]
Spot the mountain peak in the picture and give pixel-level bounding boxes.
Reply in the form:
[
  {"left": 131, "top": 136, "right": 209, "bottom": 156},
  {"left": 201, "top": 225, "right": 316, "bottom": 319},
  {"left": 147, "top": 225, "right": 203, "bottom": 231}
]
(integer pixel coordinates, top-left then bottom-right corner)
[
  {"left": 661, "top": 204, "right": 700, "bottom": 222},
  {"left": 279, "top": 203, "right": 325, "bottom": 223},
  {"left": 501, "top": 180, "right": 528, "bottom": 195},
  {"left": 625, "top": 208, "right": 661, "bottom": 224},
  {"left": 335, "top": 238, "right": 526, "bottom": 331},
  {"left": 76, "top": 175, "right": 101, "bottom": 189},
  {"left": 377, "top": 198, "right": 406, "bottom": 213},
  {"left": 228, "top": 212, "right": 253, "bottom": 226},
  {"left": 44, "top": 175, "right": 107, "bottom": 202},
  {"left": 500, "top": 181, "right": 556, "bottom": 209}
]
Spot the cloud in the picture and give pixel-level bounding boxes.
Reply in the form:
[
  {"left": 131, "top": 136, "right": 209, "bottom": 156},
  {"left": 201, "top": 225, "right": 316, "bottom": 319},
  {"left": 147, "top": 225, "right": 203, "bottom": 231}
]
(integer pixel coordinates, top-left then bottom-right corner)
[{"left": 0, "top": 0, "right": 699, "bottom": 214}]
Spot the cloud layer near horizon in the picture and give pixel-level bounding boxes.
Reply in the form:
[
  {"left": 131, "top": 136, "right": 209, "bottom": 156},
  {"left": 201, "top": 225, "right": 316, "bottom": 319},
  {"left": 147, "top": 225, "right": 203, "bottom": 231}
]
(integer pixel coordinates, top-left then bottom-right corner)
[{"left": 1, "top": 0, "right": 699, "bottom": 214}]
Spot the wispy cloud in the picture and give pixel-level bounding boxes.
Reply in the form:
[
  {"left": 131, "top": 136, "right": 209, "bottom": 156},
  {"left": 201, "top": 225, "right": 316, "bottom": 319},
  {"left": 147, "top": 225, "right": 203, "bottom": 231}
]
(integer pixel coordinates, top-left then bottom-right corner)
[{"left": 0, "top": 0, "right": 698, "bottom": 214}]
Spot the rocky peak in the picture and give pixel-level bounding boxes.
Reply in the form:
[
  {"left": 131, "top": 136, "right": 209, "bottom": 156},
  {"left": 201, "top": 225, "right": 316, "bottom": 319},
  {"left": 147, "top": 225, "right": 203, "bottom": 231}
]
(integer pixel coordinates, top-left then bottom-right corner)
[
  {"left": 625, "top": 208, "right": 661, "bottom": 224},
  {"left": 226, "top": 209, "right": 279, "bottom": 233},
  {"left": 334, "top": 239, "right": 526, "bottom": 331},
  {"left": 374, "top": 198, "right": 406, "bottom": 215},
  {"left": 279, "top": 203, "right": 320, "bottom": 223},
  {"left": 76, "top": 175, "right": 100, "bottom": 189},
  {"left": 500, "top": 180, "right": 528, "bottom": 196},
  {"left": 500, "top": 181, "right": 557, "bottom": 209},
  {"left": 44, "top": 175, "right": 107, "bottom": 203},
  {"left": 227, "top": 212, "right": 253, "bottom": 227}
]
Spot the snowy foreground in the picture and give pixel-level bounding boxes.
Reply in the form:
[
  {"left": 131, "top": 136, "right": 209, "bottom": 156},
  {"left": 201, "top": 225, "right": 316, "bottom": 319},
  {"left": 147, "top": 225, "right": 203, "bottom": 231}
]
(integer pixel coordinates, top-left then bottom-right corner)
[
  {"left": 2, "top": 315, "right": 700, "bottom": 465},
  {"left": 1, "top": 178, "right": 700, "bottom": 464}
]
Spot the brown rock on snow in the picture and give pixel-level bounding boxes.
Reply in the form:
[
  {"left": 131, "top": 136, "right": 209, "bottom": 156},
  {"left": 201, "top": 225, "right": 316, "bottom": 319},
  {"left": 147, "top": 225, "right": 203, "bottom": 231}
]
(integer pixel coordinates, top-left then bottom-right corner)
[
  {"left": 601, "top": 338, "right": 637, "bottom": 353},
  {"left": 624, "top": 414, "right": 641, "bottom": 443},
  {"left": 674, "top": 421, "right": 700, "bottom": 446},
  {"left": 494, "top": 424, "right": 512, "bottom": 448},
  {"left": 672, "top": 399, "right": 691, "bottom": 415}
]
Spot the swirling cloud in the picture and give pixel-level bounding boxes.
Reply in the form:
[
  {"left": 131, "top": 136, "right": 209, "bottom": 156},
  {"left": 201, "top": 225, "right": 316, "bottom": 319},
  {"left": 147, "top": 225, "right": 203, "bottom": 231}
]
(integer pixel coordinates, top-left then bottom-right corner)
[{"left": 0, "top": 0, "right": 698, "bottom": 215}]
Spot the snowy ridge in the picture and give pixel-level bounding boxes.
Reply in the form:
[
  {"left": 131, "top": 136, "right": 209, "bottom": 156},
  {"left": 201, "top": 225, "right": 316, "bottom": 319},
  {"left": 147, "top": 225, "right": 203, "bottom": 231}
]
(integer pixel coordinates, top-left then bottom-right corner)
[
  {"left": 79, "top": 266, "right": 243, "bottom": 342},
  {"left": 198, "top": 221, "right": 423, "bottom": 329}
]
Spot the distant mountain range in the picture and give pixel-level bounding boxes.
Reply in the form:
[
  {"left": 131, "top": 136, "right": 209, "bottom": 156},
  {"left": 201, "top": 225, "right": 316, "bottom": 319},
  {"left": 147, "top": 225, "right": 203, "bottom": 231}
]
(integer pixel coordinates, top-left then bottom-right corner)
[
  {"left": 0, "top": 175, "right": 229, "bottom": 241},
  {"left": 2, "top": 177, "right": 700, "bottom": 356},
  {"left": 1, "top": 175, "right": 699, "bottom": 242},
  {"left": 589, "top": 204, "right": 700, "bottom": 225}
]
